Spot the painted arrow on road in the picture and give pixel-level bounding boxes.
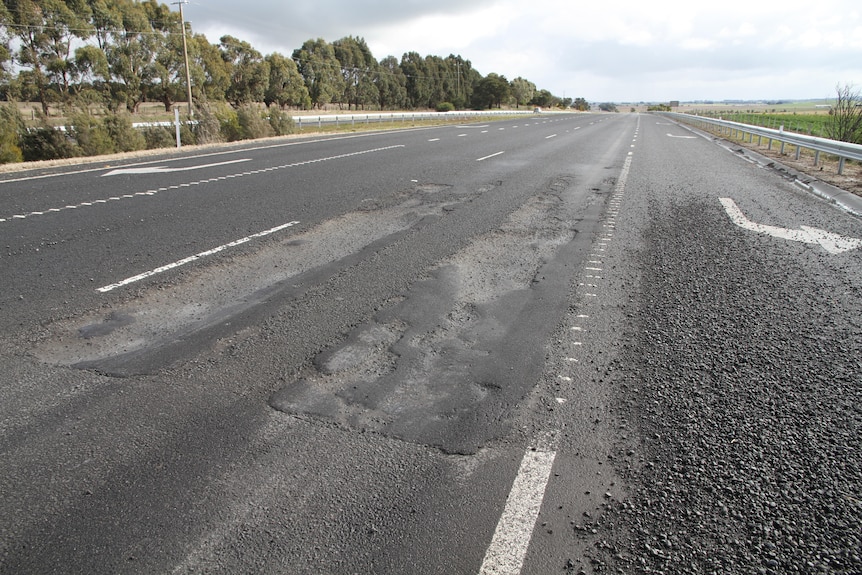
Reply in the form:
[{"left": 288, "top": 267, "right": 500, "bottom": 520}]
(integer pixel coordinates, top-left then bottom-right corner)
[
  {"left": 667, "top": 133, "right": 697, "bottom": 139},
  {"left": 102, "top": 158, "right": 251, "bottom": 176},
  {"left": 719, "top": 197, "right": 862, "bottom": 254}
]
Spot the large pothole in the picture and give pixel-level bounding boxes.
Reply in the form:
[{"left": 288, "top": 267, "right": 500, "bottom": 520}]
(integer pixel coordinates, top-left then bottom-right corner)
[
  {"left": 30, "top": 181, "right": 476, "bottom": 371},
  {"left": 270, "top": 182, "right": 585, "bottom": 454}
]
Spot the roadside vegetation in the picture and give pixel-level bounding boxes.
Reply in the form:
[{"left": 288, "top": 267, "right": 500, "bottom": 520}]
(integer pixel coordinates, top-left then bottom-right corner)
[
  {"left": 0, "top": 0, "right": 587, "bottom": 164},
  {"left": 687, "top": 85, "right": 862, "bottom": 144},
  {"left": 682, "top": 85, "right": 862, "bottom": 197}
]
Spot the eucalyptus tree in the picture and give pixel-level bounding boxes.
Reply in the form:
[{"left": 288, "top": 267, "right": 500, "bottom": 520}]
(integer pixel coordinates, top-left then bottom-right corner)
[
  {"left": 220, "top": 35, "right": 269, "bottom": 107},
  {"left": 188, "top": 33, "right": 229, "bottom": 103},
  {"left": 573, "top": 97, "right": 590, "bottom": 111},
  {"left": 422, "top": 55, "right": 446, "bottom": 108},
  {"left": 152, "top": 25, "right": 187, "bottom": 111},
  {"left": 73, "top": 43, "right": 109, "bottom": 106},
  {"left": 375, "top": 55, "right": 407, "bottom": 110},
  {"left": 510, "top": 77, "right": 536, "bottom": 108},
  {"left": 400, "top": 51, "right": 430, "bottom": 109},
  {"left": 264, "top": 52, "right": 309, "bottom": 109},
  {"left": 0, "top": 2, "right": 12, "bottom": 86},
  {"left": 472, "top": 73, "right": 510, "bottom": 109},
  {"left": 101, "top": 0, "right": 162, "bottom": 112},
  {"left": 292, "top": 38, "right": 344, "bottom": 109},
  {"left": 0, "top": 103, "right": 24, "bottom": 163},
  {"left": 333, "top": 36, "right": 378, "bottom": 110},
  {"left": 443, "top": 54, "right": 475, "bottom": 109},
  {"left": 86, "top": 0, "right": 122, "bottom": 50},
  {"left": 531, "top": 89, "right": 559, "bottom": 108},
  {"left": 5, "top": 0, "right": 94, "bottom": 112}
]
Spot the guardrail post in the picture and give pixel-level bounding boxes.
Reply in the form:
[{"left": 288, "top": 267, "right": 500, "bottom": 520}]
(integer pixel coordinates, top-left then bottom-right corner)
[
  {"left": 318, "top": 116, "right": 322, "bottom": 129},
  {"left": 814, "top": 150, "right": 820, "bottom": 167},
  {"left": 839, "top": 157, "right": 846, "bottom": 175},
  {"left": 298, "top": 117, "right": 302, "bottom": 130}
]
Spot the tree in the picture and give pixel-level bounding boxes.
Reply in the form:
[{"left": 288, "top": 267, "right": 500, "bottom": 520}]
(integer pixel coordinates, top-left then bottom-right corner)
[
  {"left": 0, "top": 104, "right": 24, "bottom": 163},
  {"left": 573, "top": 97, "right": 590, "bottom": 111},
  {"left": 400, "top": 51, "right": 430, "bottom": 109},
  {"left": 264, "top": 52, "right": 309, "bottom": 109},
  {"left": 598, "top": 102, "right": 618, "bottom": 112},
  {"left": 292, "top": 38, "right": 344, "bottom": 109},
  {"left": 103, "top": 0, "right": 161, "bottom": 112},
  {"left": 152, "top": 24, "right": 186, "bottom": 111},
  {"left": 333, "top": 36, "right": 378, "bottom": 110},
  {"left": 472, "top": 73, "right": 510, "bottom": 109},
  {"left": 189, "top": 33, "right": 230, "bottom": 104},
  {"left": 530, "top": 89, "right": 559, "bottom": 108},
  {"left": 375, "top": 55, "right": 407, "bottom": 110},
  {"left": 0, "top": 2, "right": 13, "bottom": 86},
  {"left": 220, "top": 35, "right": 269, "bottom": 107},
  {"left": 423, "top": 55, "right": 447, "bottom": 109},
  {"left": 73, "top": 44, "right": 110, "bottom": 106},
  {"left": 6, "top": 0, "right": 94, "bottom": 112},
  {"left": 510, "top": 77, "right": 536, "bottom": 109},
  {"left": 441, "top": 55, "right": 475, "bottom": 109},
  {"left": 827, "top": 83, "right": 862, "bottom": 144}
]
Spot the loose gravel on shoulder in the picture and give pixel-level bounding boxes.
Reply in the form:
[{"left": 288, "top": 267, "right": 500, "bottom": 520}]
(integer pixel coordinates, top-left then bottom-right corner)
[{"left": 592, "top": 196, "right": 862, "bottom": 574}]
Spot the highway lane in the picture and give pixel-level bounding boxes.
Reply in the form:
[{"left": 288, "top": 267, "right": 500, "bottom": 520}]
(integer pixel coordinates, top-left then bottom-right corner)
[
  {"left": 0, "top": 114, "right": 603, "bottom": 333},
  {"left": 3, "top": 110, "right": 857, "bottom": 574},
  {"left": 1, "top": 112, "right": 636, "bottom": 573}
]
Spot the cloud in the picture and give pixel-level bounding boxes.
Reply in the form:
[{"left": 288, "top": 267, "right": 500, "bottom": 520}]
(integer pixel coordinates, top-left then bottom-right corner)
[{"left": 184, "top": 0, "right": 862, "bottom": 102}]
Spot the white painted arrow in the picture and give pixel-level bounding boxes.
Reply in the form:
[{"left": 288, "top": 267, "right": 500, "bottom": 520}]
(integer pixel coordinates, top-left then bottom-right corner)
[
  {"left": 719, "top": 197, "right": 862, "bottom": 254},
  {"left": 667, "top": 133, "right": 697, "bottom": 139},
  {"left": 102, "top": 158, "right": 251, "bottom": 176}
]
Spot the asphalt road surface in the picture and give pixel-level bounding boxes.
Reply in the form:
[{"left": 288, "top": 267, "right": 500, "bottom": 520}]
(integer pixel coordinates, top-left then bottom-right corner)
[{"left": 1, "top": 113, "right": 859, "bottom": 574}]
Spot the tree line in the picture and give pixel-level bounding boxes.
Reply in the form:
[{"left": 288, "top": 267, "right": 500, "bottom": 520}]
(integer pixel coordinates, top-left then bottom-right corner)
[{"left": 0, "top": 0, "right": 578, "bottom": 115}]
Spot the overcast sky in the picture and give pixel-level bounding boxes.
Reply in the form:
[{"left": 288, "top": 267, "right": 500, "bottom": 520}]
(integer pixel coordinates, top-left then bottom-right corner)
[{"left": 184, "top": 0, "right": 862, "bottom": 103}]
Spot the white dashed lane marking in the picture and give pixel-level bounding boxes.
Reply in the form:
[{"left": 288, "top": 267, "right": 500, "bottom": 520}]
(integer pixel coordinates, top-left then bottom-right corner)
[
  {"left": 479, "top": 436, "right": 558, "bottom": 575},
  {"left": 0, "top": 146, "right": 403, "bottom": 224},
  {"left": 96, "top": 220, "right": 301, "bottom": 293}
]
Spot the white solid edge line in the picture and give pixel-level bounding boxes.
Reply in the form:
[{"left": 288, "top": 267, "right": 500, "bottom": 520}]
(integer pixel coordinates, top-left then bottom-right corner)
[
  {"left": 479, "top": 447, "right": 557, "bottom": 575},
  {"left": 96, "top": 221, "right": 300, "bottom": 293}
]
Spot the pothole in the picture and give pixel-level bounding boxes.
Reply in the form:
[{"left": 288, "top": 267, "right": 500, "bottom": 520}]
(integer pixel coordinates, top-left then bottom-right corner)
[
  {"left": 270, "top": 184, "right": 582, "bottom": 454},
  {"left": 31, "top": 184, "right": 473, "bottom": 369}
]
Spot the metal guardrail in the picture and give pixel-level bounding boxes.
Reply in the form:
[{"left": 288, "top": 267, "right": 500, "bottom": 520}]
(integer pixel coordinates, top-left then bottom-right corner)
[
  {"left": 131, "top": 109, "right": 537, "bottom": 131},
  {"left": 293, "top": 109, "right": 537, "bottom": 129},
  {"left": 659, "top": 111, "right": 862, "bottom": 175}
]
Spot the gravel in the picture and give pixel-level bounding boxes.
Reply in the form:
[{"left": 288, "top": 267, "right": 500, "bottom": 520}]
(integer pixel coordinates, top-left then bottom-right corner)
[{"left": 590, "top": 196, "right": 862, "bottom": 574}]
